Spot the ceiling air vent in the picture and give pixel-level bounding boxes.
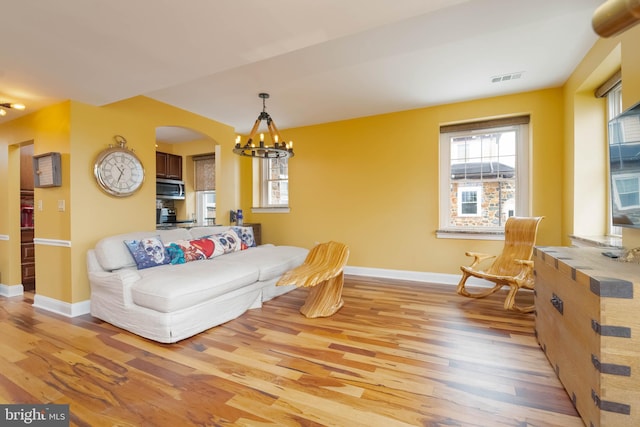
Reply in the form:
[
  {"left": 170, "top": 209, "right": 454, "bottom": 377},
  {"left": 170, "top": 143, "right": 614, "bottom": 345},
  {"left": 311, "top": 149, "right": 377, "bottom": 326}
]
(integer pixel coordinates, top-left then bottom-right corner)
[{"left": 491, "top": 72, "right": 523, "bottom": 83}]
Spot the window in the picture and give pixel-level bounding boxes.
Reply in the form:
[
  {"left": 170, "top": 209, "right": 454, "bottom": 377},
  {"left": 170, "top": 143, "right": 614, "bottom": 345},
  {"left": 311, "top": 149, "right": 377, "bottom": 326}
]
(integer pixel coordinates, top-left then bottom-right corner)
[
  {"left": 606, "top": 82, "right": 623, "bottom": 236},
  {"left": 193, "top": 154, "right": 216, "bottom": 224},
  {"left": 439, "top": 116, "right": 529, "bottom": 237},
  {"left": 253, "top": 157, "right": 290, "bottom": 210},
  {"left": 458, "top": 186, "right": 481, "bottom": 216}
]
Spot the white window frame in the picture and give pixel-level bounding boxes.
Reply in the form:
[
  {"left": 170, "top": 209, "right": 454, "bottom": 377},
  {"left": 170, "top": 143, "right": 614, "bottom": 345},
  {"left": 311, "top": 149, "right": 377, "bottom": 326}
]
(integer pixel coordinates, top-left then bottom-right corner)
[
  {"left": 457, "top": 186, "right": 482, "bottom": 216},
  {"left": 438, "top": 122, "right": 529, "bottom": 239},
  {"left": 607, "top": 82, "right": 623, "bottom": 236},
  {"left": 252, "top": 157, "right": 291, "bottom": 213},
  {"left": 195, "top": 190, "right": 216, "bottom": 225}
]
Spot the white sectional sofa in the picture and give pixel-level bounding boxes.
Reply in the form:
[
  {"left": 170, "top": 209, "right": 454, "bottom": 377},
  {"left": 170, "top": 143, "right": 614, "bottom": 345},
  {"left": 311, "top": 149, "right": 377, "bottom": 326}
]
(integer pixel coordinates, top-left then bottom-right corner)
[{"left": 87, "top": 226, "right": 308, "bottom": 343}]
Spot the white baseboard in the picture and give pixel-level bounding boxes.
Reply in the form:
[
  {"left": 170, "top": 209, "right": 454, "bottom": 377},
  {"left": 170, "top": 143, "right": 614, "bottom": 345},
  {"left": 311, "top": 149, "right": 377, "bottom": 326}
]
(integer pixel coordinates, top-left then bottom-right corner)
[
  {"left": 344, "top": 266, "right": 493, "bottom": 287},
  {"left": 0, "top": 283, "right": 24, "bottom": 297},
  {"left": 33, "top": 294, "right": 91, "bottom": 317},
  {"left": 12, "top": 266, "right": 486, "bottom": 318}
]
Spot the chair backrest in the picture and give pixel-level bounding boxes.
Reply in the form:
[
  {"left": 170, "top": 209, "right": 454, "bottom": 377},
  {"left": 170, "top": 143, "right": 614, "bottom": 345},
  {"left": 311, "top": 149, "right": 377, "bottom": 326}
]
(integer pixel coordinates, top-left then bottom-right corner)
[
  {"left": 487, "top": 216, "right": 544, "bottom": 276},
  {"left": 305, "top": 241, "right": 350, "bottom": 273}
]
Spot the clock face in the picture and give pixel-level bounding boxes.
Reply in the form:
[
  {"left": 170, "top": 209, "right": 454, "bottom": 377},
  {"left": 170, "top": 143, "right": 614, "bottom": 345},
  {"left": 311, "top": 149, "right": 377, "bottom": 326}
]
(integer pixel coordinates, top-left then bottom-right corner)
[{"left": 94, "top": 148, "right": 145, "bottom": 197}]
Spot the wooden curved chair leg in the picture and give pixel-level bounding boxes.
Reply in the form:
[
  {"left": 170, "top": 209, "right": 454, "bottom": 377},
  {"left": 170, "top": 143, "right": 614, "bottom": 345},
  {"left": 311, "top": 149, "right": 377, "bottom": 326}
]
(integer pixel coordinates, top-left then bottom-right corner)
[
  {"left": 300, "top": 272, "right": 345, "bottom": 318},
  {"left": 503, "top": 284, "right": 535, "bottom": 313},
  {"left": 456, "top": 272, "right": 504, "bottom": 299}
]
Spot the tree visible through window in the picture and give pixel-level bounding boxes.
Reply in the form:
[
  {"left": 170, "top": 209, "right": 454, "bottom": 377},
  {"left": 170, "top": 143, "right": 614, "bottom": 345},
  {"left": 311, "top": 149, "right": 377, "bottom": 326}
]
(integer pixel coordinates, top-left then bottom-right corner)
[{"left": 439, "top": 117, "right": 529, "bottom": 233}]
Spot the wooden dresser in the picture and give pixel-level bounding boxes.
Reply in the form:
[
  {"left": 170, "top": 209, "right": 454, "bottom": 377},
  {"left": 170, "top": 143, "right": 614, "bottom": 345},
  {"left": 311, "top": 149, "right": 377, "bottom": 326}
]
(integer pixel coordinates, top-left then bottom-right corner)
[
  {"left": 534, "top": 246, "right": 639, "bottom": 427},
  {"left": 243, "top": 223, "right": 261, "bottom": 246}
]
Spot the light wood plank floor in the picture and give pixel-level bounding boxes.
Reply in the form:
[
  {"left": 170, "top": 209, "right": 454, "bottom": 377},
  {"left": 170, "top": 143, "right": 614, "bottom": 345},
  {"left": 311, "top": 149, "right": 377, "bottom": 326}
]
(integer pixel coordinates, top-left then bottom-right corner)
[{"left": 0, "top": 276, "right": 583, "bottom": 427}]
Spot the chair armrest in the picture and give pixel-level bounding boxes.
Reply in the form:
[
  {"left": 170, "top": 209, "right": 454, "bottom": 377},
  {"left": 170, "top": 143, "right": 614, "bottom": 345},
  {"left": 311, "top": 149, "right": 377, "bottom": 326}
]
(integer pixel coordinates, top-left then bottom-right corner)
[
  {"left": 513, "top": 259, "right": 535, "bottom": 285},
  {"left": 464, "top": 251, "right": 496, "bottom": 269}
]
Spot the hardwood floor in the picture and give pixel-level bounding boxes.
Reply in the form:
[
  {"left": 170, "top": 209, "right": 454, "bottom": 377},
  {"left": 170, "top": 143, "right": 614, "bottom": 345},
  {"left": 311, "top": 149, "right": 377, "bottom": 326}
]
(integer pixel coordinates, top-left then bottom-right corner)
[{"left": 0, "top": 276, "right": 583, "bottom": 427}]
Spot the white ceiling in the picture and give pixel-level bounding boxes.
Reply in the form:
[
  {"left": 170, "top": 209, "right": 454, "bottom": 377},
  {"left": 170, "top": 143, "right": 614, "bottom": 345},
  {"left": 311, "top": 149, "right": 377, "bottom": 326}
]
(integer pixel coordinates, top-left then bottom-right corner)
[{"left": 0, "top": 0, "right": 604, "bottom": 141}]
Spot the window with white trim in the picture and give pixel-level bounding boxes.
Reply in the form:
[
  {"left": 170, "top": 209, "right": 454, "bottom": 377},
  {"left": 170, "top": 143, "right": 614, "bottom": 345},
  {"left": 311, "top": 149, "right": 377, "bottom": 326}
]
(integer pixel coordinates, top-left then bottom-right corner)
[
  {"left": 253, "top": 157, "right": 290, "bottom": 209},
  {"left": 193, "top": 154, "right": 216, "bottom": 224},
  {"left": 439, "top": 116, "right": 529, "bottom": 236},
  {"left": 606, "top": 81, "right": 623, "bottom": 236},
  {"left": 457, "top": 186, "right": 481, "bottom": 216}
]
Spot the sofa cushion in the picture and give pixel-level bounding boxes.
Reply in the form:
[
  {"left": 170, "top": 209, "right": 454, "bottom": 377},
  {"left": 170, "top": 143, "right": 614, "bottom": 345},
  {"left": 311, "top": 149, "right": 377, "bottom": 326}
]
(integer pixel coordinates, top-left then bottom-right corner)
[
  {"left": 222, "top": 245, "right": 309, "bottom": 281},
  {"left": 124, "top": 236, "right": 172, "bottom": 269},
  {"left": 131, "top": 259, "right": 260, "bottom": 313}
]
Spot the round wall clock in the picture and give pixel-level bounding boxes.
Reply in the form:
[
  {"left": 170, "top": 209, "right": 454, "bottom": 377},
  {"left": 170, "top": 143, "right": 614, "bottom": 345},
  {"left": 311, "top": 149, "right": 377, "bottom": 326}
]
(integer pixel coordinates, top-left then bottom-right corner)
[{"left": 94, "top": 135, "right": 145, "bottom": 197}]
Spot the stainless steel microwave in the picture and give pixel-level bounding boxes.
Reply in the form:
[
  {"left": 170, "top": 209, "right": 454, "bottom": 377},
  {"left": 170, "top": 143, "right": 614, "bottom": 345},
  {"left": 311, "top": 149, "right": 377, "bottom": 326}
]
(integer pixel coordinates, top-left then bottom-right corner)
[{"left": 156, "top": 178, "right": 185, "bottom": 200}]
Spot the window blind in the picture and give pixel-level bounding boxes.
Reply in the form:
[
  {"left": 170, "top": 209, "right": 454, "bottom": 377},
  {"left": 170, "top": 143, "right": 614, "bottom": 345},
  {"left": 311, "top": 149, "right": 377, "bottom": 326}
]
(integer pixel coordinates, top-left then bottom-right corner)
[
  {"left": 440, "top": 115, "right": 530, "bottom": 134},
  {"left": 194, "top": 154, "right": 215, "bottom": 191}
]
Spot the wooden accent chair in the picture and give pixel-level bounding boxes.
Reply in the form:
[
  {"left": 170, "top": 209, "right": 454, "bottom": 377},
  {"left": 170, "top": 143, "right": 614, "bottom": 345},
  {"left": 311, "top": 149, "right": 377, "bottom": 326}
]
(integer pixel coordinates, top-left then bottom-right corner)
[
  {"left": 456, "top": 216, "right": 544, "bottom": 313},
  {"left": 277, "top": 241, "right": 350, "bottom": 318}
]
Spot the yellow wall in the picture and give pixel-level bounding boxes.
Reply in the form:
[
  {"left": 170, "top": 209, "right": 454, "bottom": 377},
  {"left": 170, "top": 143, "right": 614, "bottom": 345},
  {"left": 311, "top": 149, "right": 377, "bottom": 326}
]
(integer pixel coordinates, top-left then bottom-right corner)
[
  {"left": 0, "top": 103, "right": 71, "bottom": 291},
  {"left": 0, "top": 96, "right": 236, "bottom": 303},
  {"left": 244, "top": 88, "right": 564, "bottom": 274},
  {"left": 2, "top": 26, "right": 640, "bottom": 305},
  {"left": 564, "top": 25, "right": 640, "bottom": 248}
]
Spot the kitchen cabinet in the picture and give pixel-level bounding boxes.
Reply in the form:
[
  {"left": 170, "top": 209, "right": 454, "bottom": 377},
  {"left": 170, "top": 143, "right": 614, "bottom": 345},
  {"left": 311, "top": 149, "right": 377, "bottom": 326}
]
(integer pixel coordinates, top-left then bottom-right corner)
[
  {"left": 156, "top": 152, "right": 183, "bottom": 180},
  {"left": 21, "top": 228, "right": 35, "bottom": 291}
]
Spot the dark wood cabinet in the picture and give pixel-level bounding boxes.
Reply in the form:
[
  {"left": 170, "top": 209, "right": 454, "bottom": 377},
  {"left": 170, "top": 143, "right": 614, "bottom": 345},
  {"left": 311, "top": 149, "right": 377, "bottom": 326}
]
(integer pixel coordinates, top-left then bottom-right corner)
[
  {"left": 21, "top": 228, "right": 35, "bottom": 291},
  {"left": 156, "top": 151, "right": 182, "bottom": 180},
  {"left": 244, "top": 223, "right": 262, "bottom": 246}
]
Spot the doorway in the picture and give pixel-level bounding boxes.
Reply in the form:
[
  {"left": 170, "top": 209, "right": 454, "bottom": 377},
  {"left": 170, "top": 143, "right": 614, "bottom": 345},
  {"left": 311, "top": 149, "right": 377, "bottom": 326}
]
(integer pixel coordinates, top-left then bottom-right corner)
[{"left": 19, "top": 143, "right": 35, "bottom": 291}]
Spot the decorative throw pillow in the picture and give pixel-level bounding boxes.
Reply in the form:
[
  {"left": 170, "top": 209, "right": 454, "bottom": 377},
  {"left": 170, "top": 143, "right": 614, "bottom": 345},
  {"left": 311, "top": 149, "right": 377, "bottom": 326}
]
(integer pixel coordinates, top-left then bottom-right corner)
[
  {"left": 123, "top": 236, "right": 171, "bottom": 269},
  {"left": 232, "top": 226, "right": 256, "bottom": 249},
  {"left": 165, "top": 242, "right": 186, "bottom": 264},
  {"left": 207, "top": 229, "right": 242, "bottom": 255},
  {"left": 189, "top": 238, "right": 215, "bottom": 258},
  {"left": 171, "top": 239, "right": 206, "bottom": 262}
]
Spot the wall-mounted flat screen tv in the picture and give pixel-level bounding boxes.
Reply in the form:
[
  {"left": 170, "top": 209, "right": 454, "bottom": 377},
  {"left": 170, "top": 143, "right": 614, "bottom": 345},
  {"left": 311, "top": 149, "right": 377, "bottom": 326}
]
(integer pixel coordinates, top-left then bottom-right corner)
[{"left": 609, "top": 101, "right": 640, "bottom": 229}]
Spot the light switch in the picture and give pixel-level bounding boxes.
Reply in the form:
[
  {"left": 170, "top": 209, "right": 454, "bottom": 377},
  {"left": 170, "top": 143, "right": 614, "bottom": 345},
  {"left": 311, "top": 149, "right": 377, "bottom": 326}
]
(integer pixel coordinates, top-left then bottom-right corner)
[
  {"left": 38, "top": 200, "right": 43, "bottom": 211},
  {"left": 58, "top": 200, "right": 65, "bottom": 212}
]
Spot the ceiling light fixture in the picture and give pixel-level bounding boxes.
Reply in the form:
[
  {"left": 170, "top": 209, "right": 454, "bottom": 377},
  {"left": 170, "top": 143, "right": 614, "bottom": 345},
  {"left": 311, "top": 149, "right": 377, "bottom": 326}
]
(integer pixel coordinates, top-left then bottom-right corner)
[
  {"left": 0, "top": 102, "right": 26, "bottom": 117},
  {"left": 233, "top": 93, "right": 294, "bottom": 159},
  {"left": 592, "top": 0, "right": 640, "bottom": 37}
]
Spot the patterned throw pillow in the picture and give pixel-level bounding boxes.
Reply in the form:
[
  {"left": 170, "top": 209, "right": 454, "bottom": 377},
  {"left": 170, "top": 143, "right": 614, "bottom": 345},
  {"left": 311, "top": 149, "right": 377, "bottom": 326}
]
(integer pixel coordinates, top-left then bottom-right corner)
[
  {"left": 207, "top": 229, "right": 242, "bottom": 255},
  {"left": 165, "top": 243, "right": 186, "bottom": 264},
  {"left": 232, "top": 226, "right": 256, "bottom": 249},
  {"left": 123, "top": 236, "right": 171, "bottom": 269},
  {"left": 189, "top": 238, "right": 216, "bottom": 259},
  {"left": 171, "top": 239, "right": 206, "bottom": 262}
]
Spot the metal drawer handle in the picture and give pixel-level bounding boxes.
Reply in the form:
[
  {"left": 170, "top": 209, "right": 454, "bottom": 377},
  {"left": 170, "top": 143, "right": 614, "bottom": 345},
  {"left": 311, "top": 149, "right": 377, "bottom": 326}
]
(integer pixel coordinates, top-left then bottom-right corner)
[{"left": 550, "top": 293, "right": 564, "bottom": 314}]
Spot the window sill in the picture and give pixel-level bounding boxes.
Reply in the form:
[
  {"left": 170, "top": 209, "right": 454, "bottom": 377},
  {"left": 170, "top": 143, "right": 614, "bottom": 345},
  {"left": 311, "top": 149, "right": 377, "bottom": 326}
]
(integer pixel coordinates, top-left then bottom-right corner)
[
  {"left": 569, "top": 234, "right": 622, "bottom": 249},
  {"left": 436, "top": 229, "right": 505, "bottom": 241},
  {"left": 251, "top": 207, "right": 290, "bottom": 214}
]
